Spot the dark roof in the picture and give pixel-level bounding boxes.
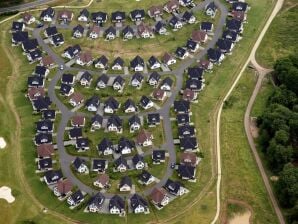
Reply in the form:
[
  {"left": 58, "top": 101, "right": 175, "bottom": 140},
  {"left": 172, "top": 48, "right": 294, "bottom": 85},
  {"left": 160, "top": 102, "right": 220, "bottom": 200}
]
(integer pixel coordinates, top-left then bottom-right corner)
[
  {"left": 105, "top": 26, "right": 116, "bottom": 36},
  {"left": 80, "top": 71, "right": 92, "bottom": 82},
  {"left": 149, "top": 72, "right": 161, "bottom": 82},
  {"left": 161, "top": 77, "right": 173, "bottom": 87},
  {"left": 111, "top": 11, "right": 126, "bottom": 21},
  {"left": 97, "top": 74, "right": 109, "bottom": 85},
  {"left": 22, "top": 38, "right": 38, "bottom": 52},
  {"left": 69, "top": 127, "right": 83, "bottom": 139},
  {"left": 132, "top": 154, "right": 144, "bottom": 165},
  {"left": 85, "top": 95, "right": 100, "bottom": 108},
  {"left": 130, "top": 55, "right": 144, "bottom": 68},
  {"left": 73, "top": 24, "right": 84, "bottom": 34},
  {"left": 98, "top": 138, "right": 113, "bottom": 152},
  {"left": 79, "top": 8, "right": 89, "bottom": 17},
  {"left": 152, "top": 150, "right": 166, "bottom": 161},
  {"left": 35, "top": 133, "right": 52, "bottom": 145},
  {"left": 130, "top": 9, "right": 145, "bottom": 20},
  {"left": 92, "top": 159, "right": 107, "bottom": 170},
  {"left": 118, "top": 137, "right": 135, "bottom": 153},
  {"left": 69, "top": 190, "right": 84, "bottom": 203},
  {"left": 61, "top": 73, "right": 75, "bottom": 84},
  {"left": 180, "top": 137, "right": 198, "bottom": 150},
  {"left": 164, "top": 179, "right": 182, "bottom": 195},
  {"left": 206, "top": 2, "right": 217, "bottom": 11},
  {"left": 64, "top": 44, "right": 81, "bottom": 58},
  {"left": 155, "top": 21, "right": 166, "bottom": 32},
  {"left": 222, "top": 30, "right": 238, "bottom": 42},
  {"left": 40, "top": 7, "right": 55, "bottom": 18},
  {"left": 186, "top": 39, "right": 198, "bottom": 51},
  {"left": 119, "top": 176, "right": 132, "bottom": 188},
  {"left": 113, "top": 75, "right": 125, "bottom": 85},
  {"left": 128, "top": 115, "right": 141, "bottom": 126},
  {"left": 226, "top": 19, "right": 242, "bottom": 32},
  {"left": 28, "top": 49, "right": 42, "bottom": 61},
  {"left": 43, "top": 109, "right": 56, "bottom": 120},
  {"left": 94, "top": 55, "right": 108, "bottom": 66},
  {"left": 105, "top": 97, "right": 120, "bottom": 110},
  {"left": 148, "top": 56, "right": 160, "bottom": 66},
  {"left": 73, "top": 157, "right": 86, "bottom": 170},
  {"left": 178, "top": 125, "right": 195, "bottom": 137},
  {"left": 91, "top": 114, "right": 103, "bottom": 125},
  {"left": 12, "top": 31, "right": 28, "bottom": 43},
  {"left": 188, "top": 67, "right": 204, "bottom": 80},
  {"left": 200, "top": 22, "right": 213, "bottom": 31},
  {"left": 11, "top": 21, "right": 24, "bottom": 32},
  {"left": 112, "top": 57, "right": 124, "bottom": 67},
  {"left": 175, "top": 47, "right": 187, "bottom": 57},
  {"left": 178, "top": 164, "right": 196, "bottom": 179},
  {"left": 131, "top": 72, "right": 144, "bottom": 82},
  {"left": 38, "top": 158, "right": 52, "bottom": 169},
  {"left": 123, "top": 25, "right": 134, "bottom": 36},
  {"left": 107, "top": 115, "right": 122, "bottom": 128},
  {"left": 207, "top": 48, "right": 223, "bottom": 62},
  {"left": 45, "top": 26, "right": 58, "bottom": 36},
  {"left": 28, "top": 75, "right": 44, "bottom": 87},
  {"left": 76, "top": 138, "right": 89, "bottom": 149},
  {"left": 139, "top": 170, "right": 153, "bottom": 183},
  {"left": 217, "top": 38, "right": 233, "bottom": 52},
  {"left": 124, "top": 98, "right": 137, "bottom": 111},
  {"left": 169, "top": 16, "right": 180, "bottom": 26},
  {"left": 114, "top": 156, "right": 128, "bottom": 168},
  {"left": 36, "top": 119, "right": 53, "bottom": 132},
  {"left": 52, "top": 33, "right": 64, "bottom": 45},
  {"left": 174, "top": 100, "right": 190, "bottom": 113},
  {"left": 177, "top": 113, "right": 190, "bottom": 125},
  {"left": 60, "top": 83, "right": 72, "bottom": 95},
  {"left": 182, "top": 11, "right": 194, "bottom": 21},
  {"left": 130, "top": 194, "right": 148, "bottom": 210},
  {"left": 147, "top": 113, "right": 160, "bottom": 124},
  {"left": 88, "top": 193, "right": 105, "bottom": 208},
  {"left": 109, "top": 195, "right": 125, "bottom": 210},
  {"left": 34, "top": 65, "right": 48, "bottom": 77},
  {"left": 232, "top": 2, "right": 248, "bottom": 12},
  {"left": 186, "top": 79, "right": 202, "bottom": 91},
  {"left": 32, "top": 96, "right": 51, "bottom": 111},
  {"left": 44, "top": 169, "right": 62, "bottom": 184},
  {"left": 91, "top": 11, "right": 107, "bottom": 22},
  {"left": 139, "top": 95, "right": 152, "bottom": 107}
]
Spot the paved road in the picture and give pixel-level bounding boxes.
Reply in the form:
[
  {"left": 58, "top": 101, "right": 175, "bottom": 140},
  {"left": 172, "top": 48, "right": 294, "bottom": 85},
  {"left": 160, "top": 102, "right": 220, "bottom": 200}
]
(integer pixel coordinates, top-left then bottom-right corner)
[
  {"left": 211, "top": 0, "right": 285, "bottom": 223},
  {"left": 0, "top": 0, "right": 56, "bottom": 13},
  {"left": 30, "top": 0, "right": 228, "bottom": 198}
]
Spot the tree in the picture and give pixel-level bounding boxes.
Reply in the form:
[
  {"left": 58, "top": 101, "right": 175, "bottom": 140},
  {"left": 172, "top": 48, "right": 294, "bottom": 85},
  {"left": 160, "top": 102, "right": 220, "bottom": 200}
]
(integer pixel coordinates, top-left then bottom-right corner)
[{"left": 275, "top": 129, "right": 289, "bottom": 145}]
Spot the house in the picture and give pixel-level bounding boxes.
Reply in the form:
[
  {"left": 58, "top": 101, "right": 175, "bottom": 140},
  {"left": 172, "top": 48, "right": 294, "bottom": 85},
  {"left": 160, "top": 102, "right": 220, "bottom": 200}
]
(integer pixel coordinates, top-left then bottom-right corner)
[
  {"left": 50, "top": 33, "right": 64, "bottom": 46},
  {"left": 44, "top": 26, "right": 58, "bottom": 37},
  {"left": 180, "top": 136, "right": 198, "bottom": 151},
  {"left": 35, "top": 133, "right": 52, "bottom": 145},
  {"left": 42, "top": 110, "right": 56, "bottom": 121},
  {"left": 90, "top": 114, "right": 103, "bottom": 130},
  {"left": 185, "top": 79, "right": 203, "bottom": 91},
  {"left": 169, "top": 16, "right": 183, "bottom": 30},
  {"left": 130, "top": 55, "right": 145, "bottom": 72},
  {"left": 111, "top": 11, "right": 126, "bottom": 23},
  {"left": 139, "top": 95, "right": 154, "bottom": 110},
  {"left": 27, "top": 87, "right": 45, "bottom": 101},
  {"left": 119, "top": 176, "right": 132, "bottom": 192},
  {"left": 232, "top": 2, "right": 249, "bottom": 12},
  {"left": 200, "top": 22, "right": 214, "bottom": 33},
  {"left": 97, "top": 138, "right": 113, "bottom": 155},
  {"left": 22, "top": 38, "right": 38, "bottom": 52},
  {"left": 40, "top": 7, "right": 55, "bottom": 22},
  {"left": 178, "top": 125, "right": 196, "bottom": 138},
  {"left": 222, "top": 30, "right": 240, "bottom": 43},
  {"left": 109, "top": 195, "right": 125, "bottom": 215},
  {"left": 132, "top": 154, "right": 145, "bottom": 170},
  {"left": 179, "top": 0, "right": 193, "bottom": 7},
  {"left": 40, "top": 55, "right": 55, "bottom": 68},
  {"left": 148, "top": 5, "right": 163, "bottom": 18},
  {"left": 96, "top": 74, "right": 109, "bottom": 89},
  {"left": 177, "top": 164, "right": 196, "bottom": 180},
  {"left": 123, "top": 99, "right": 138, "bottom": 113},
  {"left": 207, "top": 48, "right": 225, "bottom": 64},
  {"left": 44, "top": 169, "right": 63, "bottom": 185},
  {"left": 230, "top": 10, "right": 247, "bottom": 22},
  {"left": 85, "top": 95, "right": 100, "bottom": 112},
  {"left": 94, "top": 55, "right": 109, "bottom": 69},
  {"left": 131, "top": 72, "right": 144, "bottom": 87},
  {"left": 89, "top": 25, "right": 100, "bottom": 39},
  {"left": 152, "top": 89, "right": 166, "bottom": 101},
  {"left": 186, "top": 39, "right": 199, "bottom": 52},
  {"left": 226, "top": 19, "right": 243, "bottom": 33},
  {"left": 130, "top": 9, "right": 145, "bottom": 21},
  {"left": 34, "top": 65, "right": 49, "bottom": 78},
  {"left": 114, "top": 156, "right": 129, "bottom": 172},
  {"left": 183, "top": 88, "right": 198, "bottom": 101},
  {"left": 76, "top": 52, "right": 93, "bottom": 66},
  {"left": 87, "top": 193, "right": 105, "bottom": 213},
  {"left": 130, "top": 194, "right": 149, "bottom": 214},
  {"left": 92, "top": 159, "right": 108, "bottom": 172},
  {"left": 68, "top": 127, "right": 83, "bottom": 139},
  {"left": 175, "top": 47, "right": 189, "bottom": 59},
  {"left": 152, "top": 150, "right": 166, "bottom": 164},
  {"left": 11, "top": 31, "right": 28, "bottom": 45},
  {"left": 61, "top": 73, "right": 75, "bottom": 85},
  {"left": 37, "top": 143, "right": 54, "bottom": 159},
  {"left": 137, "top": 23, "right": 153, "bottom": 38},
  {"left": 78, "top": 8, "right": 89, "bottom": 22},
  {"left": 217, "top": 38, "right": 234, "bottom": 54},
  {"left": 27, "top": 49, "right": 42, "bottom": 63},
  {"left": 111, "top": 57, "right": 124, "bottom": 70},
  {"left": 76, "top": 138, "right": 89, "bottom": 151},
  {"left": 150, "top": 188, "right": 169, "bottom": 208},
  {"left": 182, "top": 11, "right": 196, "bottom": 24},
  {"left": 148, "top": 72, "right": 161, "bottom": 86},
  {"left": 72, "top": 24, "right": 84, "bottom": 38},
  {"left": 128, "top": 115, "right": 141, "bottom": 132},
  {"left": 63, "top": 44, "right": 81, "bottom": 59},
  {"left": 154, "top": 21, "right": 167, "bottom": 35},
  {"left": 69, "top": 92, "right": 84, "bottom": 107},
  {"left": 176, "top": 113, "right": 190, "bottom": 126},
  {"left": 36, "top": 119, "right": 54, "bottom": 133},
  {"left": 162, "top": 52, "right": 176, "bottom": 66},
  {"left": 67, "top": 190, "right": 84, "bottom": 206},
  {"left": 180, "top": 151, "right": 199, "bottom": 167},
  {"left": 188, "top": 67, "right": 204, "bottom": 80},
  {"left": 91, "top": 11, "right": 107, "bottom": 24},
  {"left": 139, "top": 170, "right": 155, "bottom": 185},
  {"left": 53, "top": 179, "right": 72, "bottom": 197},
  {"left": 73, "top": 157, "right": 88, "bottom": 174},
  {"left": 148, "top": 56, "right": 161, "bottom": 70},
  {"left": 27, "top": 75, "right": 44, "bottom": 88},
  {"left": 198, "top": 60, "right": 213, "bottom": 71},
  {"left": 122, "top": 26, "right": 134, "bottom": 40},
  {"left": 71, "top": 115, "right": 85, "bottom": 127},
  {"left": 174, "top": 100, "right": 190, "bottom": 113},
  {"left": 136, "top": 129, "right": 153, "bottom": 147},
  {"left": 106, "top": 115, "right": 123, "bottom": 133},
  {"left": 191, "top": 30, "right": 208, "bottom": 43},
  {"left": 105, "top": 26, "right": 116, "bottom": 40},
  {"left": 93, "top": 174, "right": 109, "bottom": 189},
  {"left": 164, "top": 0, "right": 179, "bottom": 13},
  {"left": 205, "top": 2, "right": 217, "bottom": 18},
  {"left": 113, "top": 76, "right": 125, "bottom": 91},
  {"left": 57, "top": 9, "right": 73, "bottom": 22},
  {"left": 147, "top": 113, "right": 161, "bottom": 127},
  {"left": 37, "top": 158, "right": 52, "bottom": 171},
  {"left": 80, "top": 71, "right": 92, "bottom": 86},
  {"left": 32, "top": 96, "right": 51, "bottom": 112},
  {"left": 117, "top": 137, "right": 135, "bottom": 154},
  {"left": 104, "top": 97, "right": 120, "bottom": 114},
  {"left": 164, "top": 179, "right": 186, "bottom": 196},
  {"left": 22, "top": 12, "right": 35, "bottom": 24}
]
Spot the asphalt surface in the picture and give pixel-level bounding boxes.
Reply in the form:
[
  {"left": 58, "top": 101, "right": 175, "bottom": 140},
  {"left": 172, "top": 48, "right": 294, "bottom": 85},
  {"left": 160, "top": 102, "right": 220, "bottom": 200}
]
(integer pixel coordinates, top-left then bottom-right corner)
[
  {"left": 0, "top": 0, "right": 56, "bottom": 13},
  {"left": 31, "top": 0, "right": 228, "bottom": 198}
]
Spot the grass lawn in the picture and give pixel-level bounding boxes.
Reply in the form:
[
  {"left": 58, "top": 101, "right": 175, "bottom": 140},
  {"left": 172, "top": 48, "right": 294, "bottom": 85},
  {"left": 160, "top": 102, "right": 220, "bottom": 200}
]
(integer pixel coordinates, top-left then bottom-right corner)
[{"left": 255, "top": 0, "right": 298, "bottom": 67}]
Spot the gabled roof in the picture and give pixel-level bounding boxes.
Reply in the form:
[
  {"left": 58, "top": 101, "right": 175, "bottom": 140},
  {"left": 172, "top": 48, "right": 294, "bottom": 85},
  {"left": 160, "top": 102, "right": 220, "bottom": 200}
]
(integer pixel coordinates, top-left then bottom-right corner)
[
  {"left": 69, "top": 190, "right": 84, "bottom": 203},
  {"left": 124, "top": 98, "right": 136, "bottom": 110},
  {"left": 40, "top": 7, "right": 55, "bottom": 18},
  {"left": 105, "top": 97, "right": 119, "bottom": 110},
  {"left": 188, "top": 67, "right": 204, "bottom": 80},
  {"left": 178, "top": 164, "right": 196, "bottom": 179},
  {"left": 12, "top": 31, "right": 28, "bottom": 43},
  {"left": 123, "top": 25, "right": 134, "bottom": 35},
  {"left": 76, "top": 138, "right": 89, "bottom": 148},
  {"left": 105, "top": 26, "right": 116, "bottom": 36},
  {"left": 28, "top": 49, "right": 42, "bottom": 61},
  {"left": 71, "top": 115, "right": 85, "bottom": 126},
  {"left": 180, "top": 151, "right": 197, "bottom": 166},
  {"left": 32, "top": 96, "right": 51, "bottom": 111},
  {"left": 57, "top": 179, "right": 72, "bottom": 195},
  {"left": 35, "top": 133, "right": 52, "bottom": 145},
  {"left": 182, "top": 11, "right": 194, "bottom": 21},
  {"left": 191, "top": 30, "right": 207, "bottom": 42},
  {"left": 130, "top": 194, "right": 148, "bottom": 210},
  {"left": 61, "top": 73, "right": 75, "bottom": 84},
  {"left": 222, "top": 29, "right": 238, "bottom": 42},
  {"left": 118, "top": 137, "right": 135, "bottom": 152},
  {"left": 155, "top": 21, "right": 166, "bottom": 32},
  {"left": 180, "top": 137, "right": 198, "bottom": 150},
  {"left": 176, "top": 113, "right": 190, "bottom": 124},
  {"left": 45, "top": 26, "right": 58, "bottom": 36},
  {"left": 91, "top": 11, "right": 107, "bottom": 22},
  {"left": 22, "top": 38, "right": 38, "bottom": 52},
  {"left": 185, "top": 78, "right": 202, "bottom": 90},
  {"left": 119, "top": 176, "right": 132, "bottom": 188},
  {"left": 153, "top": 89, "right": 166, "bottom": 100},
  {"left": 112, "top": 57, "right": 124, "bottom": 67},
  {"left": 88, "top": 192, "right": 105, "bottom": 208},
  {"left": 130, "top": 9, "right": 145, "bottom": 19},
  {"left": 89, "top": 24, "right": 100, "bottom": 34},
  {"left": 69, "top": 92, "right": 84, "bottom": 104},
  {"left": 200, "top": 21, "right": 213, "bottom": 31},
  {"left": 28, "top": 75, "right": 44, "bottom": 87},
  {"left": 35, "top": 65, "right": 48, "bottom": 77},
  {"left": 139, "top": 95, "right": 152, "bottom": 107},
  {"left": 217, "top": 38, "right": 233, "bottom": 51},
  {"left": 186, "top": 39, "right": 198, "bottom": 51},
  {"left": 206, "top": 2, "right": 217, "bottom": 11},
  {"left": 178, "top": 125, "right": 195, "bottom": 137},
  {"left": 79, "top": 8, "right": 89, "bottom": 18},
  {"left": 95, "top": 174, "right": 109, "bottom": 185},
  {"left": 37, "top": 143, "right": 54, "bottom": 157},
  {"left": 85, "top": 95, "right": 100, "bottom": 108},
  {"left": 183, "top": 88, "right": 196, "bottom": 101},
  {"left": 91, "top": 114, "right": 103, "bottom": 125},
  {"left": 132, "top": 154, "right": 144, "bottom": 166},
  {"left": 78, "top": 51, "right": 93, "bottom": 63},
  {"left": 150, "top": 188, "right": 167, "bottom": 204},
  {"left": 41, "top": 55, "right": 54, "bottom": 66},
  {"left": 130, "top": 55, "right": 144, "bottom": 68},
  {"left": 148, "top": 56, "right": 160, "bottom": 66},
  {"left": 148, "top": 5, "right": 163, "bottom": 16},
  {"left": 226, "top": 19, "right": 242, "bottom": 32},
  {"left": 147, "top": 113, "right": 160, "bottom": 124},
  {"left": 149, "top": 71, "right": 161, "bottom": 82},
  {"left": 69, "top": 127, "right": 83, "bottom": 139},
  {"left": 57, "top": 9, "right": 73, "bottom": 20},
  {"left": 131, "top": 72, "right": 144, "bottom": 82},
  {"left": 139, "top": 170, "right": 153, "bottom": 183},
  {"left": 111, "top": 11, "right": 126, "bottom": 21},
  {"left": 152, "top": 150, "right": 166, "bottom": 161},
  {"left": 162, "top": 52, "right": 175, "bottom": 63},
  {"left": 169, "top": 16, "right": 180, "bottom": 26},
  {"left": 232, "top": 2, "right": 248, "bottom": 12},
  {"left": 128, "top": 115, "right": 141, "bottom": 126},
  {"left": 42, "top": 110, "right": 56, "bottom": 120},
  {"left": 113, "top": 75, "right": 125, "bottom": 86},
  {"left": 97, "top": 74, "right": 109, "bottom": 85},
  {"left": 36, "top": 119, "right": 53, "bottom": 132},
  {"left": 114, "top": 156, "right": 128, "bottom": 168},
  {"left": 80, "top": 71, "right": 92, "bottom": 82},
  {"left": 94, "top": 55, "right": 108, "bottom": 66},
  {"left": 44, "top": 169, "right": 62, "bottom": 183},
  {"left": 174, "top": 100, "right": 190, "bottom": 113},
  {"left": 164, "top": 179, "right": 182, "bottom": 194},
  {"left": 64, "top": 44, "right": 81, "bottom": 58},
  {"left": 73, "top": 24, "right": 84, "bottom": 34},
  {"left": 207, "top": 48, "right": 223, "bottom": 62},
  {"left": 107, "top": 115, "right": 122, "bottom": 128},
  {"left": 73, "top": 157, "right": 86, "bottom": 170},
  {"left": 37, "top": 159, "right": 51, "bottom": 170},
  {"left": 52, "top": 33, "right": 64, "bottom": 44},
  {"left": 98, "top": 138, "right": 113, "bottom": 152},
  {"left": 92, "top": 159, "right": 107, "bottom": 170},
  {"left": 109, "top": 195, "right": 125, "bottom": 210}
]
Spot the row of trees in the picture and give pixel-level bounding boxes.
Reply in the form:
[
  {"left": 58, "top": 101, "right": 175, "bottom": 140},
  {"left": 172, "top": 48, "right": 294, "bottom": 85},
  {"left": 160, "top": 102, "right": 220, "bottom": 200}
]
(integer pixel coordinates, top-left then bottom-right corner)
[
  {"left": 257, "top": 55, "right": 298, "bottom": 223},
  {"left": 0, "top": 0, "right": 23, "bottom": 8}
]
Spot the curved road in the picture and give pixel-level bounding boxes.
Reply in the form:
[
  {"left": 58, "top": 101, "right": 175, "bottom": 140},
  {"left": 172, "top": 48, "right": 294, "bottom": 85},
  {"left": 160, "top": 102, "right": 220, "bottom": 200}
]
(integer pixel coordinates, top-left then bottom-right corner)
[{"left": 211, "top": 0, "right": 285, "bottom": 223}]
